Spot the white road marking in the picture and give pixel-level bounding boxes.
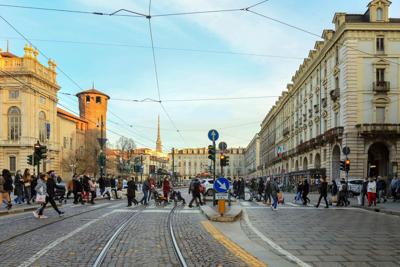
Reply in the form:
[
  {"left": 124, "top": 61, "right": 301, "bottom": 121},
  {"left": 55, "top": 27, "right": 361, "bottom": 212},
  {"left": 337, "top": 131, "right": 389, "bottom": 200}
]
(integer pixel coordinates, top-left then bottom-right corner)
[
  {"left": 176, "top": 210, "right": 200, "bottom": 214},
  {"left": 240, "top": 201, "right": 250, "bottom": 206},
  {"left": 108, "top": 203, "right": 125, "bottom": 209},
  {"left": 17, "top": 209, "right": 116, "bottom": 267},
  {"left": 242, "top": 210, "right": 312, "bottom": 267},
  {"left": 285, "top": 202, "right": 299, "bottom": 207},
  {"left": 142, "top": 209, "right": 172, "bottom": 213}
]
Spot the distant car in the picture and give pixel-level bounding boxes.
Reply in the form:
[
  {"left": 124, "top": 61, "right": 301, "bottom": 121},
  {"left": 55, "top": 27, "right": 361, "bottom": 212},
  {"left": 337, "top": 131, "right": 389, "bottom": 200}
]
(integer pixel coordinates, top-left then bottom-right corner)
[{"left": 201, "top": 178, "right": 214, "bottom": 196}]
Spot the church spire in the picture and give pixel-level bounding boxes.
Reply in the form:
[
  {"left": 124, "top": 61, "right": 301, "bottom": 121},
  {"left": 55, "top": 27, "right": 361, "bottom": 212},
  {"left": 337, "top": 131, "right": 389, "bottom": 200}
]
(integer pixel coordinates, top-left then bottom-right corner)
[{"left": 156, "top": 115, "right": 162, "bottom": 153}]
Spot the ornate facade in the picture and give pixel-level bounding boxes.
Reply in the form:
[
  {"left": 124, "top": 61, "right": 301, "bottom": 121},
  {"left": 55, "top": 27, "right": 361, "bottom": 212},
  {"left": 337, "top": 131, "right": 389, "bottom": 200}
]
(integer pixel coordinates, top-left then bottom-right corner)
[{"left": 258, "top": 0, "right": 400, "bottom": 183}]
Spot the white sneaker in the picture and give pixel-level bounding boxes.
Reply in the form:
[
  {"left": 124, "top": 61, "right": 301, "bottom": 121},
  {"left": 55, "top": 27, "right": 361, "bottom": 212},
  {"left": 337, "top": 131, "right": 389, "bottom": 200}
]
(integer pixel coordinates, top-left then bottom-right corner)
[{"left": 32, "top": 211, "right": 39, "bottom": 218}]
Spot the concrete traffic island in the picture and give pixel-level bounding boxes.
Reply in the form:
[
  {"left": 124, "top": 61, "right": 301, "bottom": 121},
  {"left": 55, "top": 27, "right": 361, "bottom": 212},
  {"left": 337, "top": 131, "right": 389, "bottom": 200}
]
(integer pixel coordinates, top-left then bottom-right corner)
[{"left": 199, "top": 203, "right": 242, "bottom": 222}]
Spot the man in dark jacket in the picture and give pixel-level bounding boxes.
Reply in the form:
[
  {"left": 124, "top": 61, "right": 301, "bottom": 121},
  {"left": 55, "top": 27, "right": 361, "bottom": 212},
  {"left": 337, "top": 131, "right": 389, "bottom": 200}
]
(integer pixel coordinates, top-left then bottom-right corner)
[
  {"left": 140, "top": 178, "right": 150, "bottom": 205},
  {"left": 110, "top": 175, "right": 119, "bottom": 199},
  {"left": 98, "top": 176, "right": 105, "bottom": 196},
  {"left": 361, "top": 177, "right": 368, "bottom": 206},
  {"left": 376, "top": 176, "right": 387, "bottom": 203},
  {"left": 127, "top": 177, "right": 138, "bottom": 206},
  {"left": 2, "top": 169, "right": 13, "bottom": 209},
  {"left": 189, "top": 178, "right": 203, "bottom": 207},
  {"left": 315, "top": 176, "right": 329, "bottom": 208},
  {"left": 72, "top": 175, "right": 84, "bottom": 205}
]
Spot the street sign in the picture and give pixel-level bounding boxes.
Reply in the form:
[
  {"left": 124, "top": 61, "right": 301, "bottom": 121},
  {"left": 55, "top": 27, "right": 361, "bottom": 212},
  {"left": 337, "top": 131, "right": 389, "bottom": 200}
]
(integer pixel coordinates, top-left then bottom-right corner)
[
  {"left": 215, "top": 193, "right": 228, "bottom": 200},
  {"left": 342, "top": 146, "right": 350, "bottom": 155},
  {"left": 218, "top": 142, "right": 227, "bottom": 151},
  {"left": 208, "top": 129, "right": 219, "bottom": 142},
  {"left": 214, "top": 177, "right": 230, "bottom": 193}
]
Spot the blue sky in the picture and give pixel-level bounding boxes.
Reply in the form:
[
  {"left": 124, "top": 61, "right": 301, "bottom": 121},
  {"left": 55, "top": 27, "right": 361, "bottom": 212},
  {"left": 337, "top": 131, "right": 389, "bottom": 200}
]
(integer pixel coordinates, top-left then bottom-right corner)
[{"left": 1, "top": 0, "right": 399, "bottom": 150}]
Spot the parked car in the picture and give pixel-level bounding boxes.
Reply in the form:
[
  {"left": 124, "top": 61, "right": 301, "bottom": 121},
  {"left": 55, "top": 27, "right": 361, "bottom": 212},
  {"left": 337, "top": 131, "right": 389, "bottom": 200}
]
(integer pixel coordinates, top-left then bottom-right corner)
[
  {"left": 201, "top": 178, "right": 214, "bottom": 196},
  {"left": 335, "top": 178, "right": 363, "bottom": 197}
]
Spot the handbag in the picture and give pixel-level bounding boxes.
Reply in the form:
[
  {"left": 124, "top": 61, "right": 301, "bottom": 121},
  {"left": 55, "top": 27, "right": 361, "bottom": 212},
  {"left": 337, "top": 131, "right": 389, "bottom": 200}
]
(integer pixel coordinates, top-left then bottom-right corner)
[{"left": 36, "top": 194, "right": 46, "bottom": 204}]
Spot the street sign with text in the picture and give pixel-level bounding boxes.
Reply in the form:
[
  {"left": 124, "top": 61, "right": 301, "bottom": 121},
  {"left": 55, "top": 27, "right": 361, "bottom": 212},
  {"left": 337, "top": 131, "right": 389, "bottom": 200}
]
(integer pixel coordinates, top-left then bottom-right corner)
[{"left": 215, "top": 193, "right": 228, "bottom": 200}]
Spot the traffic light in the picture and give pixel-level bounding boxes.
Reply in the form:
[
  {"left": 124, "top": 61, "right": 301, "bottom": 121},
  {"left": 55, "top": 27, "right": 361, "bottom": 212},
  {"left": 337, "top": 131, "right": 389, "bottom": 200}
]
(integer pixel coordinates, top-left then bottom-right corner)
[
  {"left": 208, "top": 145, "right": 216, "bottom": 161},
  {"left": 27, "top": 155, "right": 33, "bottom": 165},
  {"left": 340, "top": 160, "right": 345, "bottom": 171},
  {"left": 39, "top": 145, "right": 48, "bottom": 160},
  {"left": 34, "top": 142, "right": 41, "bottom": 156},
  {"left": 220, "top": 154, "right": 226, "bottom": 166},
  {"left": 345, "top": 159, "right": 350, "bottom": 172},
  {"left": 225, "top": 156, "right": 230, "bottom": 166}
]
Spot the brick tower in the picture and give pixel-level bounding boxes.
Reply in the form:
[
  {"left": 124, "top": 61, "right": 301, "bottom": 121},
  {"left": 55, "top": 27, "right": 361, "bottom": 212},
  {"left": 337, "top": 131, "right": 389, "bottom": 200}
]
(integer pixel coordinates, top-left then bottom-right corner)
[{"left": 76, "top": 86, "right": 109, "bottom": 133}]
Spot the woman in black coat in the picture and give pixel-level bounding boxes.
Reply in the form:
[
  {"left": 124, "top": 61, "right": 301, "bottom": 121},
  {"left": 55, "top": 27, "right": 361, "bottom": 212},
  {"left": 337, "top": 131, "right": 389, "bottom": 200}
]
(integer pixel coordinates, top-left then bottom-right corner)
[
  {"left": 2, "top": 169, "right": 13, "bottom": 209},
  {"left": 302, "top": 179, "right": 310, "bottom": 206},
  {"left": 127, "top": 177, "right": 138, "bottom": 207}
]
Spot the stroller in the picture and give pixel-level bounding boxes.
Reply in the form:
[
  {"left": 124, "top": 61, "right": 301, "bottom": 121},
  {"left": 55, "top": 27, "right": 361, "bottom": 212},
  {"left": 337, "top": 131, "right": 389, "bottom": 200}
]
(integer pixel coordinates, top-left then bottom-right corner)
[
  {"left": 54, "top": 183, "right": 67, "bottom": 204},
  {"left": 153, "top": 190, "right": 168, "bottom": 206},
  {"left": 170, "top": 190, "right": 186, "bottom": 205}
]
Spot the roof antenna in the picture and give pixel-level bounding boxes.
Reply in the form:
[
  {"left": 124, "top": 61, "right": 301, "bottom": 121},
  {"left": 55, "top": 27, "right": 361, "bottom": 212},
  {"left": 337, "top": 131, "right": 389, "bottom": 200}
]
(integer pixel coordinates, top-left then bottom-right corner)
[
  {"left": 92, "top": 81, "right": 95, "bottom": 89},
  {"left": 6, "top": 40, "right": 9, "bottom": 52}
]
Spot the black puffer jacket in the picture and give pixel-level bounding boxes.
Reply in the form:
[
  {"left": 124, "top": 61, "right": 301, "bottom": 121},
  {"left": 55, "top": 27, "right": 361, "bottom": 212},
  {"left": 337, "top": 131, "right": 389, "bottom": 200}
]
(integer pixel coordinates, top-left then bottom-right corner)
[{"left": 2, "top": 169, "right": 13, "bottom": 192}]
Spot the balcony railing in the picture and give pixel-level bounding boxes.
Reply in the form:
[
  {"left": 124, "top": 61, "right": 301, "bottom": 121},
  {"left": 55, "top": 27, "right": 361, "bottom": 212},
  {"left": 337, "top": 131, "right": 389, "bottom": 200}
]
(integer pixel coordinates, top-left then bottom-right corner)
[
  {"left": 356, "top": 123, "right": 400, "bottom": 138},
  {"left": 373, "top": 81, "right": 390, "bottom": 93}
]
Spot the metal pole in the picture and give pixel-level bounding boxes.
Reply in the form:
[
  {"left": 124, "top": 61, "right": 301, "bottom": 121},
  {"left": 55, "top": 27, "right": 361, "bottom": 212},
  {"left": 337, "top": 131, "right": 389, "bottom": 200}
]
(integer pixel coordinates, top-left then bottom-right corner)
[
  {"left": 172, "top": 147, "right": 175, "bottom": 184},
  {"left": 140, "top": 155, "right": 143, "bottom": 183},
  {"left": 213, "top": 140, "right": 216, "bottom": 206}
]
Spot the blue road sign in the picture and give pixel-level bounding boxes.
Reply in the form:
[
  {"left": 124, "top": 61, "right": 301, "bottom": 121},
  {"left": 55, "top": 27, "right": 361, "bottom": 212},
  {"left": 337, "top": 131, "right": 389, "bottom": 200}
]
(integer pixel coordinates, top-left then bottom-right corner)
[
  {"left": 208, "top": 129, "right": 219, "bottom": 142},
  {"left": 214, "top": 177, "right": 230, "bottom": 193}
]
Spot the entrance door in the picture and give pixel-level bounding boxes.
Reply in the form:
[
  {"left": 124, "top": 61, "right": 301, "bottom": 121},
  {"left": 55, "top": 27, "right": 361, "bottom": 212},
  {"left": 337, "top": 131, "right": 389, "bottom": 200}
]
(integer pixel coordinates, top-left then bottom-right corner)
[{"left": 368, "top": 143, "right": 389, "bottom": 178}]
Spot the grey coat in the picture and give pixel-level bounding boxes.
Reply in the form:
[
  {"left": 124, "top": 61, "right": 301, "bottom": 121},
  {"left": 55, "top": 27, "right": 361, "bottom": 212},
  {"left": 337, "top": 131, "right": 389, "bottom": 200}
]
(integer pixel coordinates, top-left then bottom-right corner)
[{"left": 35, "top": 179, "right": 47, "bottom": 196}]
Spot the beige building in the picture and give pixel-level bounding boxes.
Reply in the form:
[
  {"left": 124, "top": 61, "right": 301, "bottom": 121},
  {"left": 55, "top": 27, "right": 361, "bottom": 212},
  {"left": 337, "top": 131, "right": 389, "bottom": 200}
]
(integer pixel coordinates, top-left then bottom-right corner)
[
  {"left": 244, "top": 133, "right": 260, "bottom": 178},
  {"left": 258, "top": 0, "right": 400, "bottom": 184},
  {"left": 170, "top": 147, "right": 245, "bottom": 179}
]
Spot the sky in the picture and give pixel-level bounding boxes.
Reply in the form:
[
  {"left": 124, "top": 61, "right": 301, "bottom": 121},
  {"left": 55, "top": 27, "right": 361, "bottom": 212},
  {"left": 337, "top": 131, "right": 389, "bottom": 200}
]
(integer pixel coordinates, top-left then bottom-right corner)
[{"left": 1, "top": 0, "right": 399, "bottom": 151}]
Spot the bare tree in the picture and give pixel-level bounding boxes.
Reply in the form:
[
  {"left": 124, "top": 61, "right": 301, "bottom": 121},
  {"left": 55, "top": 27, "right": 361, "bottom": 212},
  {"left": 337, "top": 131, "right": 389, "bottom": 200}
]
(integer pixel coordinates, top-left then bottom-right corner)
[{"left": 116, "top": 136, "right": 136, "bottom": 175}]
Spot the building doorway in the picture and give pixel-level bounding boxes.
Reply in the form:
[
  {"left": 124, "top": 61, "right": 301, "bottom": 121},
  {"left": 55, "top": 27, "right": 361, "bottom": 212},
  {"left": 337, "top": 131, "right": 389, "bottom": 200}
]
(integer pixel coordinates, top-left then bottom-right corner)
[
  {"left": 368, "top": 142, "right": 389, "bottom": 178},
  {"left": 332, "top": 145, "right": 340, "bottom": 181}
]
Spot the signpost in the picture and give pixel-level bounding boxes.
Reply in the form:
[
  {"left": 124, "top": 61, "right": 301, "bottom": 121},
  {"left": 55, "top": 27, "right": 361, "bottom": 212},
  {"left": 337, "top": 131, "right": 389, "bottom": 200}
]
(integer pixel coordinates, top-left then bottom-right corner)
[
  {"left": 208, "top": 129, "right": 219, "bottom": 206},
  {"left": 214, "top": 177, "right": 230, "bottom": 215}
]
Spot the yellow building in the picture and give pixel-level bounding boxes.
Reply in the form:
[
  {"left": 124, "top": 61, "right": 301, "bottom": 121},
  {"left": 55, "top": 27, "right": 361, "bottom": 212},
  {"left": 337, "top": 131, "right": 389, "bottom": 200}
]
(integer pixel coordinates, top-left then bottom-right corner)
[
  {"left": 258, "top": 0, "right": 400, "bottom": 183},
  {"left": 0, "top": 46, "right": 108, "bottom": 179}
]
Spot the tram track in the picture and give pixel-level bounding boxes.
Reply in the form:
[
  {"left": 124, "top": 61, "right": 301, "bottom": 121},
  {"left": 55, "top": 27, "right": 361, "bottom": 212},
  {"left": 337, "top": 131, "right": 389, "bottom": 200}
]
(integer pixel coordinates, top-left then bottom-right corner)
[
  {"left": 92, "top": 203, "right": 188, "bottom": 267},
  {"left": 0, "top": 202, "right": 113, "bottom": 245}
]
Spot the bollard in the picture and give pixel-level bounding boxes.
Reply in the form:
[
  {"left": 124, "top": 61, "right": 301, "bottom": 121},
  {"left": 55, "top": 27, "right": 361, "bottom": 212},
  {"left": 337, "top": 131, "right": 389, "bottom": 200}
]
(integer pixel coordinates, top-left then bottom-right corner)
[{"left": 218, "top": 199, "right": 225, "bottom": 216}]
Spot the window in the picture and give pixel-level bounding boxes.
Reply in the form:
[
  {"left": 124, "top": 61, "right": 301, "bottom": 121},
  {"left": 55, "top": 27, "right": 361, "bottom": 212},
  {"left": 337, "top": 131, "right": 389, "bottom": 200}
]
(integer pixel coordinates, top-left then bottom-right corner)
[
  {"left": 63, "top": 137, "right": 68, "bottom": 148},
  {"left": 324, "top": 119, "right": 327, "bottom": 132},
  {"left": 86, "top": 96, "right": 90, "bottom": 103},
  {"left": 309, "top": 127, "right": 313, "bottom": 139},
  {"left": 335, "top": 46, "right": 339, "bottom": 65},
  {"left": 335, "top": 77, "right": 339, "bottom": 89},
  {"left": 8, "top": 107, "right": 21, "bottom": 141},
  {"left": 376, "top": 37, "right": 384, "bottom": 53},
  {"left": 39, "top": 96, "right": 46, "bottom": 104},
  {"left": 96, "top": 96, "right": 101, "bottom": 104},
  {"left": 323, "top": 149, "right": 327, "bottom": 161},
  {"left": 70, "top": 138, "right": 73, "bottom": 150},
  {"left": 377, "top": 8, "right": 383, "bottom": 21},
  {"left": 334, "top": 113, "right": 339, "bottom": 127},
  {"left": 9, "top": 156, "right": 16, "bottom": 173},
  {"left": 376, "top": 107, "right": 385, "bottom": 123},
  {"left": 39, "top": 111, "right": 47, "bottom": 143},
  {"left": 9, "top": 90, "right": 19, "bottom": 99},
  {"left": 376, "top": 68, "right": 385, "bottom": 82}
]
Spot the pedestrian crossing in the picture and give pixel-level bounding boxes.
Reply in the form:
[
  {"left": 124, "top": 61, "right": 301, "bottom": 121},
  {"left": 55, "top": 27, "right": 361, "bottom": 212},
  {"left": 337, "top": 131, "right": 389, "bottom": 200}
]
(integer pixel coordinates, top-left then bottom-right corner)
[{"left": 110, "top": 202, "right": 201, "bottom": 214}]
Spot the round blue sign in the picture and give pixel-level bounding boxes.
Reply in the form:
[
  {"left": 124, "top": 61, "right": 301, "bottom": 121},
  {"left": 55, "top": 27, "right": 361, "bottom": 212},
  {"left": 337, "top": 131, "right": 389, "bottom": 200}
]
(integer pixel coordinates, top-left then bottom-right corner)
[
  {"left": 208, "top": 129, "right": 219, "bottom": 142},
  {"left": 214, "top": 177, "right": 230, "bottom": 193}
]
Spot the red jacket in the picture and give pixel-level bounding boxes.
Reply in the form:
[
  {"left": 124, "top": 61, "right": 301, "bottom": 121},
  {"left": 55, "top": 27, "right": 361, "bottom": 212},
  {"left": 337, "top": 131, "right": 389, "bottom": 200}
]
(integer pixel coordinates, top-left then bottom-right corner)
[{"left": 163, "top": 180, "right": 171, "bottom": 193}]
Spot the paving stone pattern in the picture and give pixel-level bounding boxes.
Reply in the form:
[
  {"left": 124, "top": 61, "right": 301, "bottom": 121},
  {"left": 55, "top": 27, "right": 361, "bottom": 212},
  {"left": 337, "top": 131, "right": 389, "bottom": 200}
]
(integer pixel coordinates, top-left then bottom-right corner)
[
  {"left": 173, "top": 207, "right": 248, "bottom": 267},
  {"left": 243, "top": 207, "right": 400, "bottom": 267}
]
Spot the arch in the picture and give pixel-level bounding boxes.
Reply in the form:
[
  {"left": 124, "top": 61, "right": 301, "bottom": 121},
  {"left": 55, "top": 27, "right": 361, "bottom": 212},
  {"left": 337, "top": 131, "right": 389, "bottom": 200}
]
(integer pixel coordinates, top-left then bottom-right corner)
[
  {"left": 332, "top": 145, "right": 341, "bottom": 181},
  {"left": 315, "top": 153, "right": 321, "bottom": 169},
  {"left": 8, "top": 106, "right": 21, "bottom": 141},
  {"left": 376, "top": 7, "right": 383, "bottom": 21},
  {"left": 303, "top": 157, "right": 308, "bottom": 171},
  {"left": 39, "top": 111, "right": 47, "bottom": 142},
  {"left": 368, "top": 142, "right": 389, "bottom": 178}
]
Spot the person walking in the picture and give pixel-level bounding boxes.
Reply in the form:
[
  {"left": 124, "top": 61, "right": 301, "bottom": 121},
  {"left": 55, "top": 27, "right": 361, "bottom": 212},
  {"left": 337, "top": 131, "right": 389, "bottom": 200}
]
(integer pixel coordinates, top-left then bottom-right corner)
[
  {"left": 315, "top": 176, "right": 329, "bottom": 208},
  {"left": 127, "top": 177, "right": 138, "bottom": 207},
  {"left": 337, "top": 179, "right": 348, "bottom": 207},
  {"left": 2, "top": 169, "right": 13, "bottom": 210},
  {"left": 66, "top": 177, "right": 74, "bottom": 199},
  {"left": 110, "top": 176, "right": 119, "bottom": 200},
  {"left": 13, "top": 170, "right": 24, "bottom": 204},
  {"left": 367, "top": 177, "right": 377, "bottom": 207},
  {"left": 257, "top": 177, "right": 265, "bottom": 202},
  {"left": 22, "top": 169, "right": 32, "bottom": 205},
  {"left": 238, "top": 177, "right": 245, "bottom": 200},
  {"left": 72, "top": 174, "right": 84, "bottom": 205},
  {"left": 360, "top": 177, "right": 368, "bottom": 206},
  {"left": 390, "top": 175, "right": 398, "bottom": 202},
  {"left": 162, "top": 176, "right": 171, "bottom": 203},
  {"left": 33, "top": 173, "right": 64, "bottom": 218},
  {"left": 98, "top": 176, "right": 105, "bottom": 196},
  {"left": 376, "top": 176, "right": 387, "bottom": 203},
  {"left": 88, "top": 177, "right": 97, "bottom": 204},
  {"left": 294, "top": 181, "right": 303, "bottom": 204},
  {"left": 302, "top": 179, "right": 310, "bottom": 206},
  {"left": 270, "top": 178, "right": 279, "bottom": 210},
  {"left": 233, "top": 177, "right": 239, "bottom": 198},
  {"left": 140, "top": 178, "right": 150, "bottom": 205},
  {"left": 188, "top": 178, "right": 203, "bottom": 207},
  {"left": 117, "top": 176, "right": 123, "bottom": 199},
  {"left": 102, "top": 175, "right": 112, "bottom": 200},
  {"left": 0, "top": 172, "right": 12, "bottom": 210},
  {"left": 264, "top": 178, "right": 272, "bottom": 205}
]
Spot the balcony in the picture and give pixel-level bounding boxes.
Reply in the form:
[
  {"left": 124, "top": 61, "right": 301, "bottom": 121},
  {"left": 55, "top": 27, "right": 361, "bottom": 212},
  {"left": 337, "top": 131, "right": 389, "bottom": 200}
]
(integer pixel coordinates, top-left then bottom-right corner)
[
  {"left": 330, "top": 88, "right": 340, "bottom": 101},
  {"left": 314, "top": 104, "right": 319, "bottom": 113},
  {"left": 356, "top": 123, "right": 400, "bottom": 138},
  {"left": 283, "top": 127, "right": 290, "bottom": 136},
  {"left": 373, "top": 81, "right": 390, "bottom": 93},
  {"left": 321, "top": 98, "right": 327, "bottom": 108},
  {"left": 324, "top": 127, "right": 344, "bottom": 143}
]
